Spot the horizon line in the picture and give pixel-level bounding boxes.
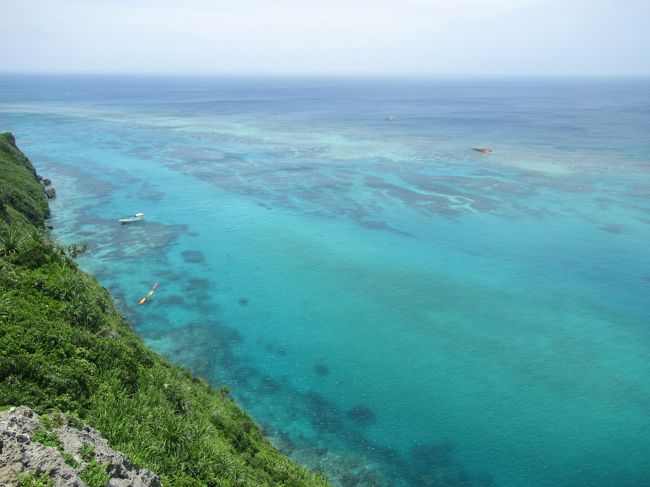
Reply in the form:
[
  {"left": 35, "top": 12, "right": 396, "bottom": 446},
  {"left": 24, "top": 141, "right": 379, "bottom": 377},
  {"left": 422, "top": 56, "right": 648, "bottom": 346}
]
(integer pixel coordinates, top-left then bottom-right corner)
[{"left": 1, "top": 71, "right": 649, "bottom": 80}]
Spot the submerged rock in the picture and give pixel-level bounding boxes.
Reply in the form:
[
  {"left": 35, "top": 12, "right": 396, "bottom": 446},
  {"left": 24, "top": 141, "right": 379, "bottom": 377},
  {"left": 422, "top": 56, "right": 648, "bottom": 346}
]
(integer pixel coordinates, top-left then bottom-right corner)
[{"left": 0, "top": 406, "right": 162, "bottom": 487}]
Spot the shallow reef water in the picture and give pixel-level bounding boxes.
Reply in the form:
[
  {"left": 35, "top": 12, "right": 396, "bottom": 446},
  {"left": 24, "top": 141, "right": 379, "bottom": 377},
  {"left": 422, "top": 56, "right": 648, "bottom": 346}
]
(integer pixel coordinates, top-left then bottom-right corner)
[{"left": 1, "top": 76, "right": 649, "bottom": 486}]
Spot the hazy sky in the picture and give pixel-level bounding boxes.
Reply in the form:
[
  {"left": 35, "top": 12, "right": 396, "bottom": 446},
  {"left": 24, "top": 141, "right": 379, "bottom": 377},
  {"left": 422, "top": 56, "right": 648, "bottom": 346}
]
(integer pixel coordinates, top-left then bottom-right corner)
[{"left": 3, "top": 0, "right": 649, "bottom": 76}]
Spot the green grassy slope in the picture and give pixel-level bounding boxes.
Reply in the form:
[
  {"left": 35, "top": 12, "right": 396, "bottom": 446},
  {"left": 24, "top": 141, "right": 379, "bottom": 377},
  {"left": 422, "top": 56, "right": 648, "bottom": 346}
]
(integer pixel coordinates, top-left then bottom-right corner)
[{"left": 0, "top": 132, "right": 330, "bottom": 487}]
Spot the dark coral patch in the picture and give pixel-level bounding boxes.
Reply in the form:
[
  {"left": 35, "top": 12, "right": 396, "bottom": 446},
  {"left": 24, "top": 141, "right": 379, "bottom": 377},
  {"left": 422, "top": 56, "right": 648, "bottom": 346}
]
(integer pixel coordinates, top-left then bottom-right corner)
[
  {"left": 182, "top": 250, "right": 205, "bottom": 263},
  {"left": 346, "top": 404, "right": 376, "bottom": 426},
  {"left": 314, "top": 363, "right": 330, "bottom": 377},
  {"left": 162, "top": 294, "right": 186, "bottom": 305},
  {"left": 600, "top": 223, "right": 626, "bottom": 234},
  {"left": 304, "top": 392, "right": 345, "bottom": 433},
  {"left": 183, "top": 277, "right": 210, "bottom": 291}
]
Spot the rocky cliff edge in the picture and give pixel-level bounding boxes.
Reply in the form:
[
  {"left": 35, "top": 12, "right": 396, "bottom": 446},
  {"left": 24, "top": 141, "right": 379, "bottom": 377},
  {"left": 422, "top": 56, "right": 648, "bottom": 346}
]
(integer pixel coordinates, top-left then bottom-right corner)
[{"left": 0, "top": 406, "right": 162, "bottom": 487}]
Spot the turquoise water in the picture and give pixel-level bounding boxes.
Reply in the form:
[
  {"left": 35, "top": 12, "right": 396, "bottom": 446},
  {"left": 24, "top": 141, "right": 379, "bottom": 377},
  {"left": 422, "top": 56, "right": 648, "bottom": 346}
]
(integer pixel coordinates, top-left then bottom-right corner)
[{"left": 1, "top": 76, "right": 649, "bottom": 486}]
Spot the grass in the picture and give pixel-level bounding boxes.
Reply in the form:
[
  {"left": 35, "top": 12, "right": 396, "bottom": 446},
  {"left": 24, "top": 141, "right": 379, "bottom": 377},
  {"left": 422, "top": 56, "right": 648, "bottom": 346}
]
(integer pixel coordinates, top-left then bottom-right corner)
[
  {"left": 31, "top": 427, "right": 61, "bottom": 448},
  {"left": 0, "top": 132, "right": 330, "bottom": 486},
  {"left": 18, "top": 472, "right": 54, "bottom": 487},
  {"left": 79, "top": 443, "right": 110, "bottom": 487},
  {"left": 62, "top": 451, "right": 79, "bottom": 469}
]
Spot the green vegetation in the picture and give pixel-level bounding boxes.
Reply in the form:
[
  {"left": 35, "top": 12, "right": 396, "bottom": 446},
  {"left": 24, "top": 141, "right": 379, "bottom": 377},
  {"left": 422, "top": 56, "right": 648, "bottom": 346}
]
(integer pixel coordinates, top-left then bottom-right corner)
[
  {"left": 18, "top": 471, "right": 54, "bottom": 487},
  {"left": 0, "top": 133, "right": 329, "bottom": 486},
  {"left": 62, "top": 451, "right": 79, "bottom": 469},
  {"left": 78, "top": 443, "right": 110, "bottom": 487},
  {"left": 31, "top": 427, "right": 61, "bottom": 448}
]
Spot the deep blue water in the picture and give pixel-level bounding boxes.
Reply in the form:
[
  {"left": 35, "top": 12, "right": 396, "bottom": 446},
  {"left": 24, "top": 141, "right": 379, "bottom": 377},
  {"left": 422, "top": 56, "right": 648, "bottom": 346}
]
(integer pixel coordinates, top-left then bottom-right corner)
[{"left": 1, "top": 75, "right": 649, "bottom": 486}]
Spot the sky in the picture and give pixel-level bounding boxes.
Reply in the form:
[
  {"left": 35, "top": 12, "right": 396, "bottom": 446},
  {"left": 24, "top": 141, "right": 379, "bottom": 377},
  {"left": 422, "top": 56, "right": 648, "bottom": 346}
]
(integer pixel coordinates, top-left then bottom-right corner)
[{"left": 2, "top": 0, "right": 649, "bottom": 77}]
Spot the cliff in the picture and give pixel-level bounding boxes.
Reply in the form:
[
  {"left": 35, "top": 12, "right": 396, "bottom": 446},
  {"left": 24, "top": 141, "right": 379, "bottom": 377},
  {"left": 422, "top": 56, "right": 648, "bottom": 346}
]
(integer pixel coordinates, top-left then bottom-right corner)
[
  {"left": 0, "top": 132, "right": 330, "bottom": 487},
  {"left": 0, "top": 406, "right": 161, "bottom": 486}
]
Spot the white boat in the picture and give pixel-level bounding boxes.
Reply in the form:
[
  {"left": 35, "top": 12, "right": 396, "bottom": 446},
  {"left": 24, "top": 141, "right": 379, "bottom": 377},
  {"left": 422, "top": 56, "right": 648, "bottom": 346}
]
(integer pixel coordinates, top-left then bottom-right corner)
[{"left": 118, "top": 212, "right": 144, "bottom": 223}]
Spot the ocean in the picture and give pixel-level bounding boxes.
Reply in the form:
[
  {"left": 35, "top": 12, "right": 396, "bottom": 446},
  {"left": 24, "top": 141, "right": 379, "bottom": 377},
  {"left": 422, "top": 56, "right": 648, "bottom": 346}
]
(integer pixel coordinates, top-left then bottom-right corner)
[{"left": 1, "top": 75, "right": 649, "bottom": 486}]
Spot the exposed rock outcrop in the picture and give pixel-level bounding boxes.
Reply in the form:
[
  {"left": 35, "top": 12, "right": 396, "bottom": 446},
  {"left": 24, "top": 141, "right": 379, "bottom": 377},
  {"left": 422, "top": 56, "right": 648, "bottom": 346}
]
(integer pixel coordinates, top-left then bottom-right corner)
[
  {"left": 0, "top": 406, "right": 162, "bottom": 487},
  {"left": 45, "top": 187, "right": 56, "bottom": 199}
]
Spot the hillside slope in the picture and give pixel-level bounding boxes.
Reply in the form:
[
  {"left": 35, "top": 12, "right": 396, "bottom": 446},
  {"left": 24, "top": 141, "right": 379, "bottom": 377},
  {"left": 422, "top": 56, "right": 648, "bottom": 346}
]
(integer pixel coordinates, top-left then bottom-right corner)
[{"left": 0, "top": 132, "right": 330, "bottom": 487}]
